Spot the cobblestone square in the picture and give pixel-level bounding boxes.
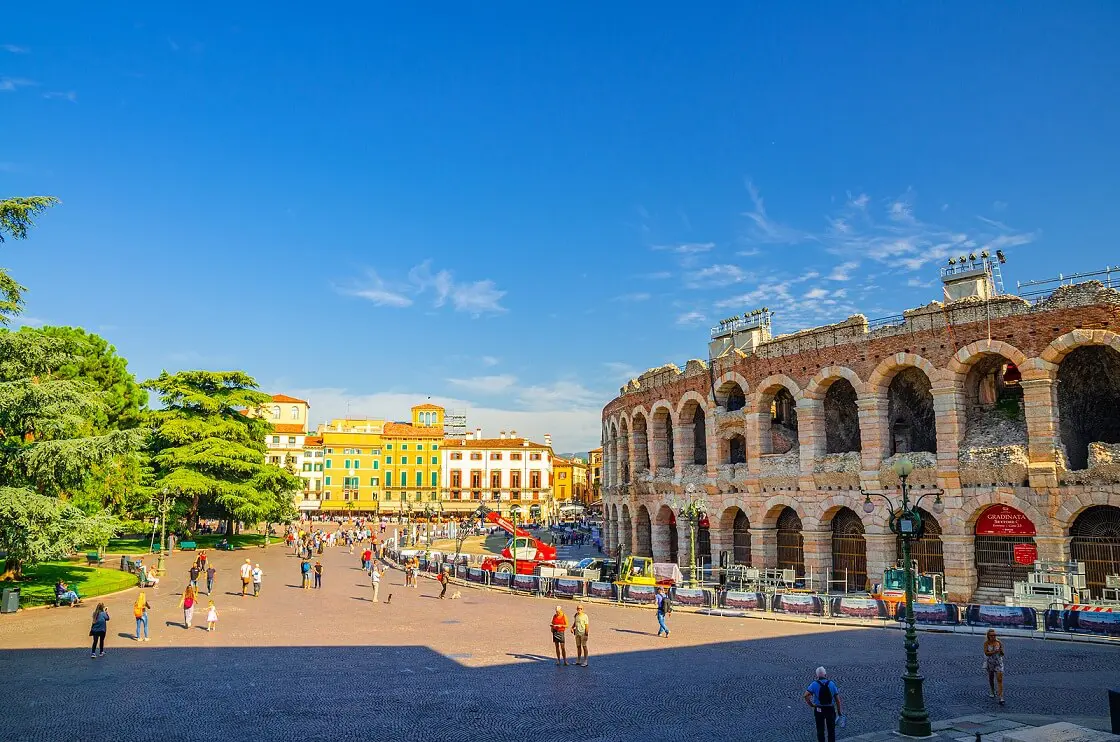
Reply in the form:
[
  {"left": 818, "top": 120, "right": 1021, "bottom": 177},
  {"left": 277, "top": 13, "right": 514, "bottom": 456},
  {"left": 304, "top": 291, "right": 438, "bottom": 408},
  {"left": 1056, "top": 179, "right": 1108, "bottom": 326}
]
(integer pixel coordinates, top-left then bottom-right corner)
[{"left": 2, "top": 539, "right": 1118, "bottom": 742}]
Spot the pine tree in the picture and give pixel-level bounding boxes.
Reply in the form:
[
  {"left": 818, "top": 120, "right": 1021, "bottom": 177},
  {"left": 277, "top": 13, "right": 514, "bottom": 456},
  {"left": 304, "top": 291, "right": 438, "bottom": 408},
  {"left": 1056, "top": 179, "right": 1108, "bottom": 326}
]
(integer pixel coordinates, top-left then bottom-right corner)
[{"left": 144, "top": 370, "right": 302, "bottom": 533}]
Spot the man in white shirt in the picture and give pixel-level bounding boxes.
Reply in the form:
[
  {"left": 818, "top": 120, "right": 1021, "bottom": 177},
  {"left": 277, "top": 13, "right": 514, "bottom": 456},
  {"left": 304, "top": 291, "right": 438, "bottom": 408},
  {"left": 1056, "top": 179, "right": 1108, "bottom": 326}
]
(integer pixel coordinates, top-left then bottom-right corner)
[
  {"left": 251, "top": 564, "right": 263, "bottom": 597},
  {"left": 370, "top": 566, "right": 381, "bottom": 603},
  {"left": 239, "top": 559, "right": 252, "bottom": 597}
]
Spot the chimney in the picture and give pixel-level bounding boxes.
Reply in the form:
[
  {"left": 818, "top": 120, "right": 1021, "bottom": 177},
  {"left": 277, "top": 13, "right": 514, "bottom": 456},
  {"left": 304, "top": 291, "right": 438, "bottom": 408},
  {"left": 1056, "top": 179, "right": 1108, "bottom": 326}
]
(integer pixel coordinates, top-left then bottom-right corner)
[
  {"left": 499, "top": 430, "right": 507, "bottom": 440},
  {"left": 466, "top": 431, "right": 474, "bottom": 441},
  {"left": 544, "top": 433, "right": 553, "bottom": 447},
  {"left": 509, "top": 429, "right": 517, "bottom": 439},
  {"left": 475, "top": 427, "right": 482, "bottom": 439}
]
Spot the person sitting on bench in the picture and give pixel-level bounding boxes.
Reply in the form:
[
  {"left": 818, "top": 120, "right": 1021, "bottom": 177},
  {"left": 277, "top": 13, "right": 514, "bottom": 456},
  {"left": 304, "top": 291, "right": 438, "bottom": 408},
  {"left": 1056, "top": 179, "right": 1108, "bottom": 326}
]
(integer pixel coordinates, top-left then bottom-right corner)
[
  {"left": 55, "top": 580, "right": 81, "bottom": 606},
  {"left": 143, "top": 565, "right": 160, "bottom": 587},
  {"left": 216, "top": 538, "right": 230, "bottom": 550}
]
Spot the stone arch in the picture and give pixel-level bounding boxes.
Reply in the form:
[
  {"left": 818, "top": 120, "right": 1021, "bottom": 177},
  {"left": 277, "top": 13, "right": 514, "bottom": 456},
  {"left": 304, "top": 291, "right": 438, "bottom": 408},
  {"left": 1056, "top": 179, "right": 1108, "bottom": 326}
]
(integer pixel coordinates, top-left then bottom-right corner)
[
  {"left": 886, "top": 366, "right": 937, "bottom": 455},
  {"left": 675, "top": 390, "right": 711, "bottom": 418},
  {"left": 753, "top": 375, "right": 802, "bottom": 456},
  {"left": 608, "top": 503, "right": 619, "bottom": 555},
  {"left": 720, "top": 506, "right": 751, "bottom": 566},
  {"left": 654, "top": 503, "right": 679, "bottom": 565},
  {"left": 1056, "top": 344, "right": 1120, "bottom": 470},
  {"left": 947, "top": 339, "right": 1030, "bottom": 375},
  {"left": 678, "top": 396, "right": 708, "bottom": 466},
  {"left": 959, "top": 492, "right": 1051, "bottom": 535},
  {"left": 618, "top": 417, "right": 631, "bottom": 484},
  {"left": 1070, "top": 505, "right": 1120, "bottom": 597},
  {"left": 971, "top": 501, "right": 1039, "bottom": 594},
  {"left": 829, "top": 506, "right": 868, "bottom": 592},
  {"left": 649, "top": 402, "right": 676, "bottom": 471},
  {"left": 947, "top": 340, "right": 1029, "bottom": 450},
  {"left": 823, "top": 378, "right": 862, "bottom": 454},
  {"left": 775, "top": 506, "right": 805, "bottom": 576},
  {"left": 866, "top": 353, "right": 941, "bottom": 393},
  {"left": 635, "top": 504, "right": 653, "bottom": 557},
  {"left": 607, "top": 419, "right": 620, "bottom": 488},
  {"left": 713, "top": 371, "right": 750, "bottom": 411},
  {"left": 761, "top": 495, "right": 807, "bottom": 528},
  {"left": 630, "top": 410, "right": 650, "bottom": 474},
  {"left": 1041, "top": 329, "right": 1120, "bottom": 366},
  {"left": 804, "top": 366, "right": 864, "bottom": 401}
]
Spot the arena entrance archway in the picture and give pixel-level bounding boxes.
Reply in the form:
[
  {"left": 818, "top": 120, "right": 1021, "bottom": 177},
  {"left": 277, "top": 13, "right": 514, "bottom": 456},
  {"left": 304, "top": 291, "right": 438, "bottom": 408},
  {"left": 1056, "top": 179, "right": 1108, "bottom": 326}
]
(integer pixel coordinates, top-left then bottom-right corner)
[
  {"left": 974, "top": 504, "right": 1036, "bottom": 593},
  {"left": 1070, "top": 506, "right": 1120, "bottom": 598}
]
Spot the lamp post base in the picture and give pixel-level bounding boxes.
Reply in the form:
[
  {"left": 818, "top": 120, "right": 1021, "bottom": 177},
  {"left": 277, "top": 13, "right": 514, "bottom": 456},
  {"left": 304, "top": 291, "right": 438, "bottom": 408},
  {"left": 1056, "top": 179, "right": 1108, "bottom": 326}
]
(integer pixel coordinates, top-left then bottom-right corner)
[{"left": 897, "top": 673, "right": 932, "bottom": 738}]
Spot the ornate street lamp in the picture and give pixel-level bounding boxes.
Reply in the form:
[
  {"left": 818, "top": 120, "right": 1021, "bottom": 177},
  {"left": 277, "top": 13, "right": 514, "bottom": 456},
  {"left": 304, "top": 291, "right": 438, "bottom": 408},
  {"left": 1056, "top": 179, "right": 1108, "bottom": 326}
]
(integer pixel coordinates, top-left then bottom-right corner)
[
  {"left": 672, "top": 484, "right": 709, "bottom": 588},
  {"left": 155, "top": 488, "right": 174, "bottom": 577},
  {"left": 861, "top": 457, "right": 945, "bottom": 738},
  {"left": 423, "top": 503, "right": 435, "bottom": 560}
]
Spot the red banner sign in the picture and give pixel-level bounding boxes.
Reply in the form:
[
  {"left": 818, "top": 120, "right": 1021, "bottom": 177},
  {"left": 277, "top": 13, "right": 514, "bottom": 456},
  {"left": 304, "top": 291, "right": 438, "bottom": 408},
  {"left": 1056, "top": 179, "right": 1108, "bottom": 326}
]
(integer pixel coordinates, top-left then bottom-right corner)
[
  {"left": 1013, "top": 543, "right": 1038, "bottom": 565},
  {"left": 976, "top": 504, "right": 1036, "bottom": 536}
]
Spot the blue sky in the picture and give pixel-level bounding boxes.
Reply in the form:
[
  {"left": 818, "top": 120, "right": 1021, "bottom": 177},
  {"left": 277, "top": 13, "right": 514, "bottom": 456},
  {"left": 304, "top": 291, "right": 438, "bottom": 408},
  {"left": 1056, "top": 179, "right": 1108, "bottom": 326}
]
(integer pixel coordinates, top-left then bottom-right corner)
[{"left": 3, "top": 5, "right": 1118, "bottom": 451}]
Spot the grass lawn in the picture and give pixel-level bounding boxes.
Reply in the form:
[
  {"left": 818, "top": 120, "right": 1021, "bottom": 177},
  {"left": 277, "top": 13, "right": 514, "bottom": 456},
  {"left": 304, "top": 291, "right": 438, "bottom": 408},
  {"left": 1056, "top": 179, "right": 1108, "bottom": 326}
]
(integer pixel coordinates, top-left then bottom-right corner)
[
  {"left": 7, "top": 561, "right": 138, "bottom": 608},
  {"left": 101, "top": 532, "right": 280, "bottom": 554}
]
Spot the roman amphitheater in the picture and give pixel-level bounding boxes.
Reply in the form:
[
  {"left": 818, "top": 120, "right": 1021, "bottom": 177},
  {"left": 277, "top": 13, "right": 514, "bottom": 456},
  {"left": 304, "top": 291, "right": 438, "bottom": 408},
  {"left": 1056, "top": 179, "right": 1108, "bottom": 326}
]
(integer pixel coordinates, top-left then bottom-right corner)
[{"left": 599, "top": 276, "right": 1120, "bottom": 603}]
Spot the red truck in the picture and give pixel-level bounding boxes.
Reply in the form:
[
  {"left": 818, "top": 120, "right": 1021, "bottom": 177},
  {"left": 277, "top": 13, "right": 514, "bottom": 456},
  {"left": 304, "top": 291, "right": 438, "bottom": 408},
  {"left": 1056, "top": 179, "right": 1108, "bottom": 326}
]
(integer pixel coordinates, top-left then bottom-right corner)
[{"left": 476, "top": 507, "right": 558, "bottom": 575}]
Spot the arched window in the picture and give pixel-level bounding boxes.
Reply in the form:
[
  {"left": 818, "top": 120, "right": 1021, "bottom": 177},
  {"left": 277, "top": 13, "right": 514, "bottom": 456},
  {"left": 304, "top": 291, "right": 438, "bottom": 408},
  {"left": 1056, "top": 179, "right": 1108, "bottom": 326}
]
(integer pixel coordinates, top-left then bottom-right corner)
[
  {"left": 271, "top": 406, "right": 281, "bottom": 419},
  {"left": 290, "top": 405, "right": 299, "bottom": 420}
]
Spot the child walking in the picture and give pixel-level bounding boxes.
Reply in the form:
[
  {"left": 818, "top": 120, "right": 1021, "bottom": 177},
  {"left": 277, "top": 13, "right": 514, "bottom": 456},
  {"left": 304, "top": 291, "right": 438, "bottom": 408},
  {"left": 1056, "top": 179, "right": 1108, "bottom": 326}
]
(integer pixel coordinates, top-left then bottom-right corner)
[{"left": 206, "top": 599, "right": 218, "bottom": 632}]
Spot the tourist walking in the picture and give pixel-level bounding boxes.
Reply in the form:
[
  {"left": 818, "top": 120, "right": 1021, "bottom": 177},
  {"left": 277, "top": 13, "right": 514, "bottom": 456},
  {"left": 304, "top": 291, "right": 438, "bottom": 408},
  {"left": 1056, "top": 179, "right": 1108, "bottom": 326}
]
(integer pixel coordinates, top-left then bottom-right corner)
[
  {"left": 313, "top": 560, "right": 323, "bottom": 589},
  {"left": 239, "top": 558, "right": 252, "bottom": 596},
  {"left": 984, "top": 629, "right": 1005, "bottom": 704},
  {"left": 89, "top": 602, "right": 110, "bottom": 658},
  {"left": 206, "top": 564, "right": 216, "bottom": 595},
  {"left": 188, "top": 564, "right": 200, "bottom": 591},
  {"left": 206, "top": 600, "right": 218, "bottom": 632},
  {"left": 550, "top": 606, "right": 570, "bottom": 666},
  {"left": 180, "top": 585, "right": 198, "bottom": 629},
  {"left": 655, "top": 586, "right": 671, "bottom": 637},
  {"left": 361, "top": 548, "right": 372, "bottom": 571},
  {"left": 437, "top": 567, "right": 448, "bottom": 599},
  {"left": 300, "top": 557, "right": 312, "bottom": 589},
  {"left": 252, "top": 563, "right": 263, "bottom": 596},
  {"left": 133, "top": 592, "right": 151, "bottom": 641},
  {"left": 572, "top": 604, "right": 590, "bottom": 666},
  {"left": 803, "top": 666, "right": 842, "bottom": 742},
  {"left": 370, "top": 565, "right": 381, "bottom": 603}
]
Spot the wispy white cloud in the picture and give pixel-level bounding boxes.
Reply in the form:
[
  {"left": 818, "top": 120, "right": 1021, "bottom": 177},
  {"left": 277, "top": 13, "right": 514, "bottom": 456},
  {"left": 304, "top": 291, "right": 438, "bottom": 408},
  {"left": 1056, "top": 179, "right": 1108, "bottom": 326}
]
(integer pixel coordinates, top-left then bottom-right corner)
[
  {"left": 2, "top": 44, "right": 29, "bottom": 54},
  {"left": 341, "top": 261, "right": 506, "bottom": 316},
  {"left": 604, "top": 361, "right": 640, "bottom": 381},
  {"left": 741, "top": 180, "right": 811, "bottom": 245},
  {"left": 0, "top": 77, "right": 36, "bottom": 92},
  {"left": 612, "top": 292, "right": 651, "bottom": 302},
  {"left": 480, "top": 355, "right": 500, "bottom": 367},
  {"left": 804, "top": 287, "right": 829, "bottom": 300},
  {"left": 43, "top": 90, "right": 77, "bottom": 103},
  {"left": 339, "top": 271, "right": 414, "bottom": 308},
  {"left": 635, "top": 270, "right": 673, "bottom": 280},
  {"left": 675, "top": 310, "right": 707, "bottom": 327},
  {"left": 446, "top": 374, "right": 518, "bottom": 394},
  {"left": 653, "top": 242, "right": 714, "bottom": 254},
  {"left": 735, "top": 248, "right": 761, "bottom": 257},
  {"left": 685, "top": 264, "right": 749, "bottom": 288},
  {"left": 827, "top": 261, "right": 859, "bottom": 281}
]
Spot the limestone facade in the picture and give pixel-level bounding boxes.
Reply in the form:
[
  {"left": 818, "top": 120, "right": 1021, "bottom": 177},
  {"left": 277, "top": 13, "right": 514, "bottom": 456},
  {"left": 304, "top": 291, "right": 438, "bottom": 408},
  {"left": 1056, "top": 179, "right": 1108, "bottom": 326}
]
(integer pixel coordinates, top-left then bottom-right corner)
[{"left": 599, "top": 283, "right": 1120, "bottom": 601}]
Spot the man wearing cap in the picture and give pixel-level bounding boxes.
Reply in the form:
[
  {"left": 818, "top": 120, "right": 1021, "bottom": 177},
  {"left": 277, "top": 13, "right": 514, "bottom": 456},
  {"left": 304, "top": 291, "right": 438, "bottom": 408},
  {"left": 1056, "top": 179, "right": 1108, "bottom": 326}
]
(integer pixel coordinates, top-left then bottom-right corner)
[{"left": 239, "top": 558, "right": 252, "bottom": 597}]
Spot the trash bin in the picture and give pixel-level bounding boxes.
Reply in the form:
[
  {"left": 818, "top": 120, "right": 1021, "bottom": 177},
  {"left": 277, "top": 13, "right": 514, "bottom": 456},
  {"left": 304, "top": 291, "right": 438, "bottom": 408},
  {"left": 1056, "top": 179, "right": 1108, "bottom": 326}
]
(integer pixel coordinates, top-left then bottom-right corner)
[
  {"left": 1109, "top": 688, "right": 1120, "bottom": 734},
  {"left": 1, "top": 586, "right": 19, "bottom": 614},
  {"left": 120, "top": 555, "right": 129, "bottom": 571}
]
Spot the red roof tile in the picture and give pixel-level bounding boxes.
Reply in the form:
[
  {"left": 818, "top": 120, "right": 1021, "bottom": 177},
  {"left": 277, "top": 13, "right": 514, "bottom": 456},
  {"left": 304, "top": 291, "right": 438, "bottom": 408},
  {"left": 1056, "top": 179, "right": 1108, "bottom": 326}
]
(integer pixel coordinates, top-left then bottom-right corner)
[{"left": 271, "top": 394, "right": 309, "bottom": 405}]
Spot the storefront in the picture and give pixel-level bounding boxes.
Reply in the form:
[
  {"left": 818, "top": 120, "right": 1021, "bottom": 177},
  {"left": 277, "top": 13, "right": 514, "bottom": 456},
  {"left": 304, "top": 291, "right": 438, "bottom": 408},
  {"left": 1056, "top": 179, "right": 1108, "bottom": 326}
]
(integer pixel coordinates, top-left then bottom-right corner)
[{"left": 974, "top": 504, "right": 1037, "bottom": 592}]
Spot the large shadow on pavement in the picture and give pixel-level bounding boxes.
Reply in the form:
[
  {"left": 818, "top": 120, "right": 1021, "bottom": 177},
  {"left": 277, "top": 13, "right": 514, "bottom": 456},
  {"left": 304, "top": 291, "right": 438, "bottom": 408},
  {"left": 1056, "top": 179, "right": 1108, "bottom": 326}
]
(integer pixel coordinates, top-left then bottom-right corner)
[{"left": 3, "top": 626, "right": 1117, "bottom": 742}]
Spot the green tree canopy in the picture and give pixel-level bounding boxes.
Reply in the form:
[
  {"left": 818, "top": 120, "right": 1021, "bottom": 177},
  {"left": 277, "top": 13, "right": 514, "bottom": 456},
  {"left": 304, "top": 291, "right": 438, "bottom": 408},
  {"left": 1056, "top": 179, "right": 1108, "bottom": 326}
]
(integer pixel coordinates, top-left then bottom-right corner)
[{"left": 144, "top": 370, "right": 302, "bottom": 530}]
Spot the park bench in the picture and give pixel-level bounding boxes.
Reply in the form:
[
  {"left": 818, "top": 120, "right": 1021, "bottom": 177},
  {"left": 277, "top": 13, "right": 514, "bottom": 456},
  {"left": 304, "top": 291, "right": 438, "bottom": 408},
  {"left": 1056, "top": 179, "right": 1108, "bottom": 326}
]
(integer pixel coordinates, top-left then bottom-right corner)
[
  {"left": 179, "top": 541, "right": 197, "bottom": 551},
  {"left": 85, "top": 551, "right": 103, "bottom": 566}
]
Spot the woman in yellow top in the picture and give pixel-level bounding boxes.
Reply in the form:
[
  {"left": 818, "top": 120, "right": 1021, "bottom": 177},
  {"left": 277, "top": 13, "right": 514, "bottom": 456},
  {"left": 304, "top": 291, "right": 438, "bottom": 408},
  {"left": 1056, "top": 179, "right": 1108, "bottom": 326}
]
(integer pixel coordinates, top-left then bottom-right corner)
[
  {"left": 983, "top": 629, "right": 1005, "bottom": 704},
  {"left": 133, "top": 592, "right": 152, "bottom": 641}
]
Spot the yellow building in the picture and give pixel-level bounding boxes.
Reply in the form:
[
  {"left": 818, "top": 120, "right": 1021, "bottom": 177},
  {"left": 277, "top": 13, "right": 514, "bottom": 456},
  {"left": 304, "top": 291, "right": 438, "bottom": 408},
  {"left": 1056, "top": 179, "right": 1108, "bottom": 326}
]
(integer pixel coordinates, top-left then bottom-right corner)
[
  {"left": 571, "top": 457, "right": 590, "bottom": 505},
  {"left": 299, "top": 435, "right": 324, "bottom": 511},
  {"left": 553, "top": 457, "right": 574, "bottom": 504},
  {"left": 381, "top": 404, "right": 445, "bottom": 515},
  {"left": 588, "top": 447, "right": 603, "bottom": 502},
  {"left": 316, "top": 404, "right": 445, "bottom": 516}
]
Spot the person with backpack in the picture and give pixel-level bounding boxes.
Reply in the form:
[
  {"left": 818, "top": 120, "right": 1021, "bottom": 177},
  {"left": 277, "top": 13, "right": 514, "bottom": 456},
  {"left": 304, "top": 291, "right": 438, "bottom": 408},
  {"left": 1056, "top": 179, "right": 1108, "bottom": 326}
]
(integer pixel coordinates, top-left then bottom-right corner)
[
  {"left": 803, "top": 666, "right": 843, "bottom": 742},
  {"left": 133, "top": 592, "right": 151, "bottom": 641},
  {"left": 655, "top": 586, "right": 672, "bottom": 638},
  {"left": 300, "top": 557, "right": 312, "bottom": 589}
]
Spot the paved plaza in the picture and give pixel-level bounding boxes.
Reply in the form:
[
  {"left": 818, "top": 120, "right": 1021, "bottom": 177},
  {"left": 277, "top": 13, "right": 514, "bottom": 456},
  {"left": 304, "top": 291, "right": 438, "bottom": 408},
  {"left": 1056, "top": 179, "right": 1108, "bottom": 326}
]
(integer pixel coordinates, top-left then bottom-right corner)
[{"left": 2, "top": 534, "right": 1119, "bottom": 742}]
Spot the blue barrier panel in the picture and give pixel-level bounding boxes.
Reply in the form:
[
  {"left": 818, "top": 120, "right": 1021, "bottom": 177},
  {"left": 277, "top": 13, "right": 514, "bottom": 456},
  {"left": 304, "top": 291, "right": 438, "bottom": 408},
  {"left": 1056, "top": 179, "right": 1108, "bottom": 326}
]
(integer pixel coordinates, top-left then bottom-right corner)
[
  {"left": 721, "top": 591, "right": 767, "bottom": 611},
  {"left": 770, "top": 593, "right": 826, "bottom": 617},
  {"left": 1045, "top": 608, "right": 1120, "bottom": 636},
  {"left": 512, "top": 574, "right": 537, "bottom": 592},
  {"left": 467, "top": 568, "right": 487, "bottom": 584},
  {"left": 589, "top": 581, "right": 616, "bottom": 600},
  {"left": 624, "top": 584, "right": 657, "bottom": 604},
  {"left": 554, "top": 578, "right": 584, "bottom": 598},
  {"left": 894, "top": 602, "right": 961, "bottom": 625},
  {"left": 965, "top": 604, "right": 1036, "bottom": 629},
  {"left": 672, "top": 587, "right": 709, "bottom": 608},
  {"left": 829, "top": 597, "right": 889, "bottom": 620},
  {"left": 490, "top": 572, "right": 512, "bottom": 588},
  {"left": 455, "top": 565, "right": 468, "bottom": 580}
]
